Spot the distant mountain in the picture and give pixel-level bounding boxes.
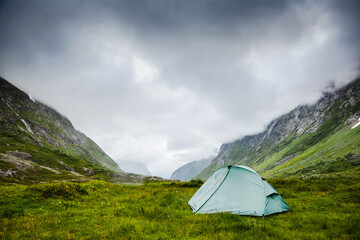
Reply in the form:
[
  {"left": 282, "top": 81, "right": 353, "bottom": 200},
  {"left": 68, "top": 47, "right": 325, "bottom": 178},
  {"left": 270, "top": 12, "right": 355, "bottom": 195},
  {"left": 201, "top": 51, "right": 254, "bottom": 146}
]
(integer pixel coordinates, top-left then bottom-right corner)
[
  {"left": 196, "top": 78, "right": 360, "bottom": 180},
  {"left": 117, "top": 160, "right": 152, "bottom": 176},
  {"left": 0, "top": 77, "right": 126, "bottom": 184},
  {"left": 170, "top": 157, "right": 212, "bottom": 181}
]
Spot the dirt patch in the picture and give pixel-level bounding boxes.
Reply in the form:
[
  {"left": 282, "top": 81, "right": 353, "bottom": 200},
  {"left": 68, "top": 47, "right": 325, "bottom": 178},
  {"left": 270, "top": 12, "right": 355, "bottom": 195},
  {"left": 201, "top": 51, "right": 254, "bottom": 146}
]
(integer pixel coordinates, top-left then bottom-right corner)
[{"left": 276, "top": 154, "right": 298, "bottom": 166}]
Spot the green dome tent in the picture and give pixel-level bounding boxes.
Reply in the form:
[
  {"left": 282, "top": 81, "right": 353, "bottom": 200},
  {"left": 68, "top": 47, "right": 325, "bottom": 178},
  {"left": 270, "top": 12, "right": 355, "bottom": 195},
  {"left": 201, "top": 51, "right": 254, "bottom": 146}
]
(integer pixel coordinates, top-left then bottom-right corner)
[{"left": 188, "top": 165, "right": 290, "bottom": 216}]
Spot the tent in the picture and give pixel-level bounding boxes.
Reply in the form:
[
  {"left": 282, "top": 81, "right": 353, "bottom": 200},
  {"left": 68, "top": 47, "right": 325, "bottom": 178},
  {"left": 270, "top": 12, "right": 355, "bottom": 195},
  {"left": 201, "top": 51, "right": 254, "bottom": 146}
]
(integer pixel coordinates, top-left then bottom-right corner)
[{"left": 188, "top": 165, "right": 290, "bottom": 216}]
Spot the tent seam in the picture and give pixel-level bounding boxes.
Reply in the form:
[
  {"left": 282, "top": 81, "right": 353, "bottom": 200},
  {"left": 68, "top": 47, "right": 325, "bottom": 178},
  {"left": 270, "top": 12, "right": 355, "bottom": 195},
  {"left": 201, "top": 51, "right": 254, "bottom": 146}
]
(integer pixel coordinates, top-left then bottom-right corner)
[
  {"left": 192, "top": 167, "right": 229, "bottom": 205},
  {"left": 262, "top": 180, "right": 267, "bottom": 216},
  {"left": 195, "top": 166, "right": 232, "bottom": 213}
]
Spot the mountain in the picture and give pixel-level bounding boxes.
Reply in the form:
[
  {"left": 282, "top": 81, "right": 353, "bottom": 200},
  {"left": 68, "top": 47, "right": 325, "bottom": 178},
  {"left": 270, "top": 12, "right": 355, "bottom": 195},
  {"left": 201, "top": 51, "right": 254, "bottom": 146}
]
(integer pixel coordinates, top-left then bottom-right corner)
[
  {"left": 0, "top": 77, "right": 126, "bottom": 184},
  {"left": 117, "top": 160, "right": 152, "bottom": 176},
  {"left": 196, "top": 78, "right": 360, "bottom": 180},
  {"left": 170, "top": 157, "right": 212, "bottom": 181}
]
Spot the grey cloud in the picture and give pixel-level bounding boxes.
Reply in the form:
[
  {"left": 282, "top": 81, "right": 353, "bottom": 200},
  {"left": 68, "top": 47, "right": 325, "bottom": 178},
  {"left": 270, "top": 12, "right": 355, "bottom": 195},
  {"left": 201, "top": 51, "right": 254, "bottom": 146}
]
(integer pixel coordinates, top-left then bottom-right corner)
[{"left": 0, "top": 0, "right": 359, "bottom": 177}]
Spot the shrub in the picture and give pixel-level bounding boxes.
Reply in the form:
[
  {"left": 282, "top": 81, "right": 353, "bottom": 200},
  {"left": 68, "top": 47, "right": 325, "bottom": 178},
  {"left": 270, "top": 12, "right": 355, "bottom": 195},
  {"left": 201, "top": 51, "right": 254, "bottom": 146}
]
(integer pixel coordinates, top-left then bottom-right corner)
[
  {"left": 180, "top": 179, "right": 204, "bottom": 188},
  {"left": 29, "top": 182, "right": 88, "bottom": 199},
  {"left": 1, "top": 206, "right": 24, "bottom": 218}
]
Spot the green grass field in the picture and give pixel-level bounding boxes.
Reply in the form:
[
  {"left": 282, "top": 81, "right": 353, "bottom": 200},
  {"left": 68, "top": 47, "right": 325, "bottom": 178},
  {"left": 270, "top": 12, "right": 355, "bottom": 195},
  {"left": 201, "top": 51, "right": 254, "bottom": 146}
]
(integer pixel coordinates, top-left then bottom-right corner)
[{"left": 1, "top": 176, "right": 359, "bottom": 239}]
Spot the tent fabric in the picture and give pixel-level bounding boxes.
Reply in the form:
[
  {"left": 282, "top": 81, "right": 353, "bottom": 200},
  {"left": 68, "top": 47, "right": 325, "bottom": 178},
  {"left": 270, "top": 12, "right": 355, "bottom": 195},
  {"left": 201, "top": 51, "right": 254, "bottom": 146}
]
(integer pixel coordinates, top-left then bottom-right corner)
[
  {"left": 188, "top": 165, "right": 290, "bottom": 216},
  {"left": 188, "top": 166, "right": 229, "bottom": 212},
  {"left": 262, "top": 180, "right": 278, "bottom": 196}
]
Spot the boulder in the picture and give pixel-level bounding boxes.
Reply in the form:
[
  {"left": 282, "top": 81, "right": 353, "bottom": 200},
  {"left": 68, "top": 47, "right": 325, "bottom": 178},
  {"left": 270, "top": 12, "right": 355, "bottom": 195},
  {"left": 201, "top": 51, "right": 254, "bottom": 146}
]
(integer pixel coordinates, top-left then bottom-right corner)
[
  {"left": 5, "top": 151, "right": 32, "bottom": 160},
  {"left": 83, "top": 167, "right": 95, "bottom": 175}
]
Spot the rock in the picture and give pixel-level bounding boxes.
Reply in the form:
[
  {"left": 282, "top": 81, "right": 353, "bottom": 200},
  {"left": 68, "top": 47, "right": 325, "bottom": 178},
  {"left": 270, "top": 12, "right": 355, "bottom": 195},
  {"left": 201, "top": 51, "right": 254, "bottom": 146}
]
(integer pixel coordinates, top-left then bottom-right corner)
[
  {"left": 83, "top": 167, "right": 95, "bottom": 175},
  {"left": 5, "top": 151, "right": 32, "bottom": 160},
  {"left": 108, "top": 173, "right": 126, "bottom": 178},
  {"left": 142, "top": 176, "right": 164, "bottom": 182},
  {"left": 59, "top": 161, "right": 74, "bottom": 171},
  {"left": 349, "top": 97, "right": 357, "bottom": 106},
  {"left": 0, "top": 168, "right": 17, "bottom": 177}
]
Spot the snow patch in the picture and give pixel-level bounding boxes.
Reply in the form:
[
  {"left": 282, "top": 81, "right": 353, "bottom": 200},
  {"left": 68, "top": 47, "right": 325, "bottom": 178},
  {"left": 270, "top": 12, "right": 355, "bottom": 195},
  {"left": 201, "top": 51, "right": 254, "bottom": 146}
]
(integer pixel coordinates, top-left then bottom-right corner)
[
  {"left": 2, "top": 98, "right": 12, "bottom": 108},
  {"left": 28, "top": 93, "right": 36, "bottom": 103},
  {"left": 351, "top": 118, "right": 360, "bottom": 129},
  {"left": 21, "top": 119, "right": 34, "bottom": 134}
]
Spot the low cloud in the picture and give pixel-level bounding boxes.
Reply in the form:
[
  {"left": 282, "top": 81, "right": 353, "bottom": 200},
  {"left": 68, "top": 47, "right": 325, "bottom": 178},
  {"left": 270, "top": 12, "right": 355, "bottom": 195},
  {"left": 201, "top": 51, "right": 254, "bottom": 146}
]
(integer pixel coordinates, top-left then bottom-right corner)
[{"left": 0, "top": 0, "right": 359, "bottom": 177}]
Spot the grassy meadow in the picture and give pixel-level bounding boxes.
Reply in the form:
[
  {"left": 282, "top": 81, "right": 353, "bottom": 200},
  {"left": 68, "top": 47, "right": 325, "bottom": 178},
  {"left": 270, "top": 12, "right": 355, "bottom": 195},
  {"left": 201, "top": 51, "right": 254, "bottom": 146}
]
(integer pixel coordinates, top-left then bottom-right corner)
[{"left": 1, "top": 176, "right": 359, "bottom": 239}]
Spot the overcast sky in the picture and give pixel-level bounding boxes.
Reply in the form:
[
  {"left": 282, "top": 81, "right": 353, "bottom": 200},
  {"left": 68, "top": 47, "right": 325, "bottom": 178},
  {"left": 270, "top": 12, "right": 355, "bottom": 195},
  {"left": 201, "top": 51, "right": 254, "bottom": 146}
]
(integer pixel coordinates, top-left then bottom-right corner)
[{"left": 0, "top": 0, "right": 359, "bottom": 178}]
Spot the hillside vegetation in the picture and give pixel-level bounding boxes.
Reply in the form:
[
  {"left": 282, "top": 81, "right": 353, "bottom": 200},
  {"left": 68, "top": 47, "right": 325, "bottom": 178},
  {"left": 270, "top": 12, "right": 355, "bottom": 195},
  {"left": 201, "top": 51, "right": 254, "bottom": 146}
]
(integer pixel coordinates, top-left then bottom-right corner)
[
  {"left": 0, "top": 77, "right": 152, "bottom": 184},
  {"left": 1, "top": 177, "right": 359, "bottom": 239},
  {"left": 197, "top": 79, "right": 360, "bottom": 180}
]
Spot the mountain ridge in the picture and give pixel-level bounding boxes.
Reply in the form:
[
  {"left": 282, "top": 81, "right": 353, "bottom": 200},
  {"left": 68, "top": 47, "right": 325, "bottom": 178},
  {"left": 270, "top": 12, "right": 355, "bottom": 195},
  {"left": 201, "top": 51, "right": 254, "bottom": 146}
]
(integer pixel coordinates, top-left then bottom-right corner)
[
  {"left": 0, "top": 77, "right": 127, "bottom": 183},
  {"left": 196, "top": 78, "right": 360, "bottom": 180},
  {"left": 170, "top": 157, "right": 212, "bottom": 181},
  {"left": 117, "top": 160, "right": 152, "bottom": 176}
]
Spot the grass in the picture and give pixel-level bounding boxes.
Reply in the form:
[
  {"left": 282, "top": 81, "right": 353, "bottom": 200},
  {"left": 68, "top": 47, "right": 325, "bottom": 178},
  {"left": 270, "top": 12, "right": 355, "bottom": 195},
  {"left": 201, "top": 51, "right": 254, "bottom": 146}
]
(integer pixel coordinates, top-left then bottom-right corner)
[{"left": 0, "top": 177, "right": 359, "bottom": 239}]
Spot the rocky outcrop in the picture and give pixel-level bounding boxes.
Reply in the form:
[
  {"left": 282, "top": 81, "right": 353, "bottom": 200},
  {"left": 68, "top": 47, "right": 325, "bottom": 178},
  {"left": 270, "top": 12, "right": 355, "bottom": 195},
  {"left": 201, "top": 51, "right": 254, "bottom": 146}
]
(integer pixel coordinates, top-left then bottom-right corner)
[
  {"left": 6, "top": 151, "right": 32, "bottom": 160},
  {"left": 0, "top": 169, "right": 16, "bottom": 177},
  {"left": 108, "top": 173, "right": 126, "bottom": 178},
  {"left": 142, "top": 176, "right": 165, "bottom": 182},
  {"left": 83, "top": 167, "right": 95, "bottom": 176},
  {"left": 59, "top": 161, "right": 74, "bottom": 172}
]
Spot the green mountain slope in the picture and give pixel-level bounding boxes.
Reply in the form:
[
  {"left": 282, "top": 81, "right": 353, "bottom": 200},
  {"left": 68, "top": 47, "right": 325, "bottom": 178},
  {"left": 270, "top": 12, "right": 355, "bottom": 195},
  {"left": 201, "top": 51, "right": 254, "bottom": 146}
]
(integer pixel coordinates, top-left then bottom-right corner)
[
  {"left": 170, "top": 157, "right": 212, "bottom": 181},
  {"left": 0, "top": 77, "right": 126, "bottom": 184},
  {"left": 196, "top": 78, "right": 360, "bottom": 180}
]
